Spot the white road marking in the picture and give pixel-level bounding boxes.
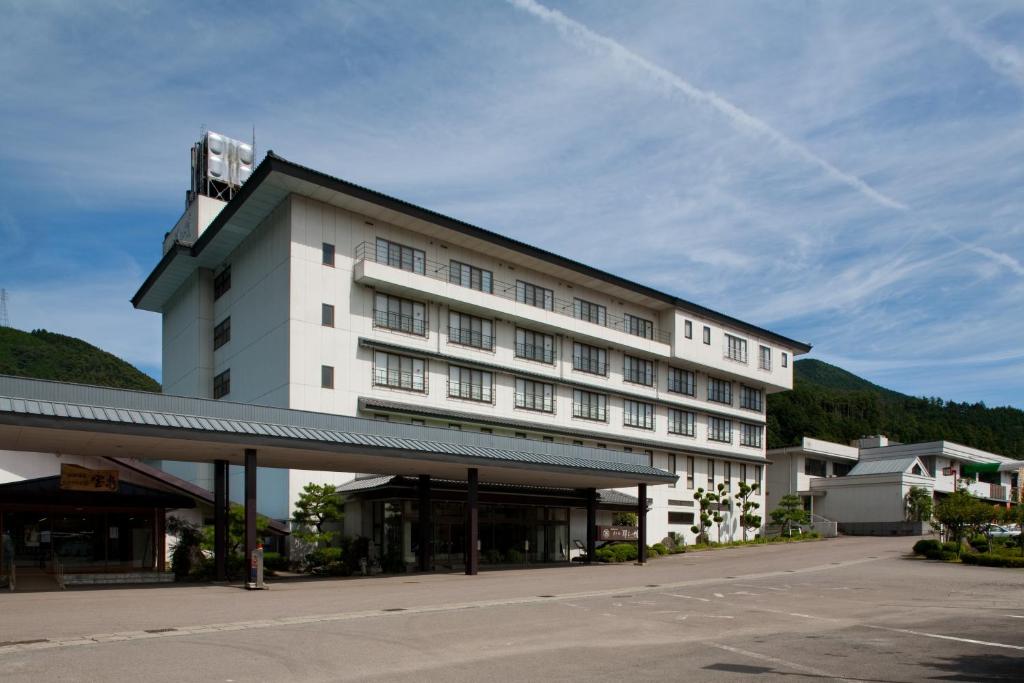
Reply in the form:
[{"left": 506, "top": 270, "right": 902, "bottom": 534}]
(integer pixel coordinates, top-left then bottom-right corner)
[
  {"left": 712, "top": 643, "right": 859, "bottom": 682},
  {"left": 864, "top": 625, "right": 1024, "bottom": 651},
  {"left": 713, "top": 592, "right": 725, "bottom": 598},
  {"left": 666, "top": 593, "right": 711, "bottom": 602},
  {"left": 732, "top": 591, "right": 758, "bottom": 596},
  {"left": 1005, "top": 615, "right": 1024, "bottom": 619}
]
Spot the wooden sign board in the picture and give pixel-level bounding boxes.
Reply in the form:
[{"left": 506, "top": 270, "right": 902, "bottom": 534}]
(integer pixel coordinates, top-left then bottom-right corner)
[
  {"left": 597, "top": 525, "right": 639, "bottom": 542},
  {"left": 59, "top": 464, "right": 119, "bottom": 493}
]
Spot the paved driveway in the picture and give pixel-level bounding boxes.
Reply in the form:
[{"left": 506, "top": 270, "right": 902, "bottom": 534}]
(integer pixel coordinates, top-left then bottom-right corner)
[{"left": 2, "top": 536, "right": 1022, "bottom": 681}]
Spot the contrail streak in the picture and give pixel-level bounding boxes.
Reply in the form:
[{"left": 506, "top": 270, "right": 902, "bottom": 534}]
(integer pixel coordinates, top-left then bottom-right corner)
[{"left": 507, "top": 0, "right": 908, "bottom": 211}]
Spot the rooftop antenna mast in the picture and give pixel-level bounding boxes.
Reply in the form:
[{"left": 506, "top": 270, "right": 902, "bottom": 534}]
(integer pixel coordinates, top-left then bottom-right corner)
[{"left": 0, "top": 289, "right": 9, "bottom": 327}]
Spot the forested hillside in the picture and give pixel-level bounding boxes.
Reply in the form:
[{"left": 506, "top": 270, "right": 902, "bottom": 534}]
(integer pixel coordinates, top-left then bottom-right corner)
[
  {"left": 768, "top": 359, "right": 1024, "bottom": 458},
  {"left": 0, "top": 327, "right": 160, "bottom": 392}
]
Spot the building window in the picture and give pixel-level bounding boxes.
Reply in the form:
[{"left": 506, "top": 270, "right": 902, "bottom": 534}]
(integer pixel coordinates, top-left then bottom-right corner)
[
  {"left": 740, "top": 385, "right": 763, "bottom": 411},
  {"left": 708, "top": 417, "right": 732, "bottom": 443},
  {"left": 707, "top": 458, "right": 715, "bottom": 487},
  {"left": 624, "top": 313, "right": 654, "bottom": 340},
  {"left": 373, "top": 351, "right": 426, "bottom": 392},
  {"left": 623, "top": 355, "right": 654, "bottom": 386},
  {"left": 449, "top": 311, "right": 494, "bottom": 350},
  {"left": 213, "top": 317, "right": 231, "bottom": 350},
  {"left": 481, "top": 428, "right": 493, "bottom": 434},
  {"left": 448, "top": 365, "right": 494, "bottom": 403},
  {"left": 321, "top": 365, "right": 334, "bottom": 389},
  {"left": 644, "top": 450, "right": 654, "bottom": 466},
  {"left": 322, "top": 304, "right": 335, "bottom": 328},
  {"left": 703, "top": 326, "right": 711, "bottom": 345},
  {"left": 573, "top": 342, "right": 607, "bottom": 376},
  {"left": 543, "top": 436, "right": 554, "bottom": 443},
  {"left": 668, "top": 409, "right": 695, "bottom": 436},
  {"left": 740, "top": 463, "right": 747, "bottom": 482},
  {"left": 725, "top": 334, "right": 748, "bottom": 363},
  {"left": 740, "top": 424, "right": 762, "bottom": 448},
  {"left": 725, "top": 461, "right": 732, "bottom": 483},
  {"left": 596, "top": 443, "right": 607, "bottom": 449},
  {"left": 573, "top": 439, "right": 583, "bottom": 446},
  {"left": 833, "top": 462, "right": 853, "bottom": 477},
  {"left": 759, "top": 345, "right": 772, "bottom": 371},
  {"left": 322, "top": 242, "right": 335, "bottom": 267},
  {"left": 516, "top": 280, "right": 553, "bottom": 310},
  {"left": 516, "top": 328, "right": 555, "bottom": 363},
  {"left": 573, "top": 298, "right": 606, "bottom": 325},
  {"left": 668, "top": 511, "right": 695, "bottom": 525},
  {"left": 707, "top": 378, "right": 732, "bottom": 405},
  {"left": 623, "top": 400, "right": 655, "bottom": 430},
  {"left": 449, "top": 260, "right": 493, "bottom": 293},
  {"left": 755, "top": 465, "right": 762, "bottom": 485},
  {"left": 667, "top": 454, "right": 677, "bottom": 488},
  {"left": 686, "top": 456, "right": 695, "bottom": 489},
  {"left": 515, "top": 378, "right": 554, "bottom": 413},
  {"left": 572, "top": 389, "right": 607, "bottom": 422},
  {"left": 684, "top": 320, "right": 693, "bottom": 339},
  {"left": 515, "top": 432, "right": 527, "bottom": 439},
  {"left": 449, "top": 424, "right": 462, "bottom": 430},
  {"left": 374, "top": 293, "right": 427, "bottom": 336},
  {"left": 805, "top": 458, "right": 827, "bottom": 477},
  {"left": 213, "top": 369, "right": 230, "bottom": 399},
  {"left": 782, "top": 352, "right": 789, "bottom": 368},
  {"left": 667, "top": 367, "right": 695, "bottom": 396},
  {"left": 213, "top": 266, "right": 231, "bottom": 300},
  {"left": 376, "top": 237, "right": 424, "bottom": 274}
]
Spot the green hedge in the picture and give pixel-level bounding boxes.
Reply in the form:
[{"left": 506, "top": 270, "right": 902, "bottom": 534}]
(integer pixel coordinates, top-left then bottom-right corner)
[
  {"left": 960, "top": 552, "right": 1024, "bottom": 569},
  {"left": 912, "top": 539, "right": 941, "bottom": 556},
  {"left": 595, "top": 543, "right": 639, "bottom": 563}
]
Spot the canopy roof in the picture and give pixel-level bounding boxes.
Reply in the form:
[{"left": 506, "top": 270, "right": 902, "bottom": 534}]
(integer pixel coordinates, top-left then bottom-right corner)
[{"left": 0, "top": 376, "right": 675, "bottom": 490}]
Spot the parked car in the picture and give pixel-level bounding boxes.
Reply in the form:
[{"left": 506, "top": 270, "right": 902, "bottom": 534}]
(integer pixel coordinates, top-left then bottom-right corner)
[{"left": 985, "top": 525, "right": 1021, "bottom": 539}]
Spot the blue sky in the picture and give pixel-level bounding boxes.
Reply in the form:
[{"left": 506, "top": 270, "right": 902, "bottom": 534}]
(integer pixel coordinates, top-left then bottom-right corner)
[{"left": 1, "top": 1, "right": 1022, "bottom": 408}]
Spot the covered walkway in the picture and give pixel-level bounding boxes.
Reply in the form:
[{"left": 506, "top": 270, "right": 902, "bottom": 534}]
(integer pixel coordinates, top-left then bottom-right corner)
[{"left": 0, "top": 375, "right": 675, "bottom": 583}]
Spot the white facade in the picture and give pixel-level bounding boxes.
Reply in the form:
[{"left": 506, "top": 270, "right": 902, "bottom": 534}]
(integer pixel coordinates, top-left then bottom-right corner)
[{"left": 145, "top": 160, "right": 809, "bottom": 545}]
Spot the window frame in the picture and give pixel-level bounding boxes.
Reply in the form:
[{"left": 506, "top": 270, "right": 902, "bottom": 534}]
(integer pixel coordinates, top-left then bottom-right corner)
[
  {"left": 573, "top": 297, "right": 607, "bottom": 325},
  {"left": 516, "top": 280, "right": 554, "bottom": 311},
  {"left": 708, "top": 417, "right": 732, "bottom": 443},
  {"left": 707, "top": 377, "right": 733, "bottom": 405},
  {"left": 572, "top": 389, "right": 608, "bottom": 422},
  {"left": 321, "top": 303, "right": 335, "bottom": 328},
  {"left": 667, "top": 408, "right": 696, "bottom": 437},
  {"left": 449, "top": 259, "right": 493, "bottom": 293},
  {"left": 447, "top": 365, "right": 494, "bottom": 403},
  {"left": 322, "top": 242, "right": 335, "bottom": 267},
  {"left": 759, "top": 345, "right": 772, "bottom": 371},
  {"left": 213, "top": 369, "right": 230, "bottom": 399},
  {"left": 213, "top": 266, "right": 231, "bottom": 300},
  {"left": 703, "top": 326, "right": 711, "bottom": 345},
  {"left": 375, "top": 237, "right": 424, "bottom": 274},
  {"left": 623, "top": 355, "right": 655, "bottom": 386},
  {"left": 624, "top": 313, "right": 654, "bottom": 340},
  {"left": 373, "top": 293, "right": 428, "bottom": 337},
  {"left": 515, "top": 328, "right": 555, "bottom": 364},
  {"left": 667, "top": 367, "right": 695, "bottom": 396},
  {"left": 725, "top": 334, "right": 748, "bottom": 364},
  {"left": 448, "top": 311, "right": 495, "bottom": 351},
  {"left": 572, "top": 341, "right": 608, "bottom": 376},
  {"left": 623, "top": 399, "right": 655, "bottom": 430},
  {"left": 213, "top": 317, "right": 231, "bottom": 350},
  {"left": 514, "top": 378, "right": 555, "bottom": 413},
  {"left": 739, "top": 385, "right": 763, "bottom": 412},
  {"left": 321, "top": 364, "right": 335, "bottom": 389},
  {"left": 373, "top": 351, "right": 427, "bottom": 392},
  {"left": 740, "top": 423, "right": 763, "bottom": 448}
]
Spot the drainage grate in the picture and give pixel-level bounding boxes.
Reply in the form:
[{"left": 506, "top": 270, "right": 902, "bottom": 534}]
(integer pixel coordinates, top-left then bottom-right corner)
[
  {"left": 382, "top": 608, "right": 406, "bottom": 612},
  {"left": 144, "top": 628, "right": 177, "bottom": 634},
  {"left": 537, "top": 595, "right": 556, "bottom": 598},
  {"left": 646, "top": 584, "right": 660, "bottom": 588}
]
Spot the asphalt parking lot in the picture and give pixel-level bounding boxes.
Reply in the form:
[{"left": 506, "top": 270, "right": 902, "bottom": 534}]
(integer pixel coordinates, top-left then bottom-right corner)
[{"left": 2, "top": 535, "right": 1022, "bottom": 682}]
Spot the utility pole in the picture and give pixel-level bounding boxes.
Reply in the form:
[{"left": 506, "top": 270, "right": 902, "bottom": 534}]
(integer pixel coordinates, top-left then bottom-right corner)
[{"left": 0, "top": 289, "right": 8, "bottom": 327}]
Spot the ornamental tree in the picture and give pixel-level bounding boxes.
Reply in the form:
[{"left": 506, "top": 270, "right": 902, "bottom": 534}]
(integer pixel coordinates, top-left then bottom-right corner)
[
  {"left": 770, "top": 494, "right": 809, "bottom": 537},
  {"left": 292, "top": 483, "right": 345, "bottom": 548},
  {"left": 736, "top": 481, "right": 762, "bottom": 541}
]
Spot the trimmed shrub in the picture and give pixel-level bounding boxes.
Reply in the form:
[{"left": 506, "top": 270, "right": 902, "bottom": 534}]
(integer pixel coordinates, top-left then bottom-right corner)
[
  {"left": 652, "top": 543, "right": 669, "bottom": 556},
  {"left": 913, "top": 539, "right": 941, "bottom": 556},
  {"left": 647, "top": 546, "right": 660, "bottom": 558},
  {"left": 262, "top": 551, "right": 289, "bottom": 573},
  {"left": 961, "top": 552, "right": 1024, "bottom": 569},
  {"left": 941, "top": 541, "right": 960, "bottom": 553}
]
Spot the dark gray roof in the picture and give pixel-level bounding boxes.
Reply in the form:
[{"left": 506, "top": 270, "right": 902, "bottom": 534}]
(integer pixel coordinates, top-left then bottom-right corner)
[{"left": 0, "top": 376, "right": 675, "bottom": 485}]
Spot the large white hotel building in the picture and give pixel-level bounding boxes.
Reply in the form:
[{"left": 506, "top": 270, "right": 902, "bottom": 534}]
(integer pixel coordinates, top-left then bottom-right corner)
[{"left": 132, "top": 136, "right": 811, "bottom": 559}]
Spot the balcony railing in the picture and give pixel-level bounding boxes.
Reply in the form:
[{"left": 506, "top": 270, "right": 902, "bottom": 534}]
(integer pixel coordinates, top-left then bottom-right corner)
[
  {"left": 515, "top": 342, "right": 555, "bottom": 364},
  {"left": 514, "top": 391, "right": 556, "bottom": 414},
  {"left": 373, "top": 309, "right": 428, "bottom": 336},
  {"left": 667, "top": 377, "right": 694, "bottom": 395},
  {"left": 572, "top": 402, "right": 607, "bottom": 422},
  {"left": 373, "top": 369, "right": 428, "bottom": 392},
  {"left": 446, "top": 380, "right": 495, "bottom": 404},
  {"left": 355, "top": 241, "right": 671, "bottom": 344},
  {"left": 448, "top": 326, "right": 495, "bottom": 351},
  {"left": 573, "top": 355, "right": 608, "bottom": 376},
  {"left": 623, "top": 367, "right": 655, "bottom": 386}
]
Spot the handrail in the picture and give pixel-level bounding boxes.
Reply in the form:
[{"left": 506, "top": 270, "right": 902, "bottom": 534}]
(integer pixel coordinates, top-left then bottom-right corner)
[{"left": 355, "top": 241, "right": 673, "bottom": 344}]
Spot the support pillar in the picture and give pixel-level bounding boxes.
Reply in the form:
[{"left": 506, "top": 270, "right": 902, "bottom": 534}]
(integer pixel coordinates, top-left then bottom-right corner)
[
  {"left": 244, "top": 449, "right": 258, "bottom": 574},
  {"left": 465, "top": 468, "right": 478, "bottom": 576},
  {"left": 214, "top": 459, "right": 228, "bottom": 581},
  {"left": 637, "top": 483, "right": 647, "bottom": 565},
  {"left": 585, "top": 488, "right": 597, "bottom": 565},
  {"left": 418, "top": 475, "right": 432, "bottom": 572}
]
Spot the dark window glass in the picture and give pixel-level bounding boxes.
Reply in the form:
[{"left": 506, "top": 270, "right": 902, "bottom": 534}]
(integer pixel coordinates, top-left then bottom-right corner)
[
  {"left": 213, "top": 317, "right": 231, "bottom": 350},
  {"left": 741, "top": 423, "right": 762, "bottom": 448},
  {"left": 449, "top": 260, "right": 493, "bottom": 293},
  {"left": 515, "top": 378, "right": 555, "bottom": 412},
  {"left": 667, "top": 368, "right": 695, "bottom": 395},
  {"left": 668, "top": 409, "right": 695, "bottom": 436},
  {"left": 668, "top": 511, "right": 695, "bottom": 525},
  {"left": 573, "top": 298, "right": 606, "bottom": 325},
  {"left": 213, "top": 266, "right": 231, "bottom": 300},
  {"left": 740, "top": 385, "right": 763, "bottom": 411},
  {"left": 623, "top": 355, "right": 654, "bottom": 386},
  {"left": 449, "top": 311, "right": 494, "bottom": 350},
  {"left": 624, "top": 313, "right": 654, "bottom": 339},
  {"left": 516, "top": 328, "right": 554, "bottom": 363},
  {"left": 684, "top": 320, "right": 692, "bottom": 339},
  {"left": 374, "top": 293, "right": 428, "bottom": 336},
  {"left": 624, "top": 400, "right": 655, "bottom": 429},
  {"left": 375, "top": 238, "right": 424, "bottom": 274},
  {"left": 322, "top": 303, "right": 335, "bottom": 327},
  {"left": 322, "top": 243, "right": 335, "bottom": 266},
  {"left": 703, "top": 326, "right": 711, "bottom": 345},
  {"left": 708, "top": 378, "right": 732, "bottom": 405},
  {"left": 516, "top": 280, "right": 553, "bottom": 310},
  {"left": 708, "top": 417, "right": 732, "bottom": 443},
  {"left": 573, "top": 342, "right": 607, "bottom": 375},
  {"left": 805, "top": 458, "right": 827, "bottom": 477},
  {"left": 447, "top": 365, "right": 494, "bottom": 403},
  {"left": 572, "top": 389, "right": 607, "bottom": 421},
  {"left": 213, "top": 369, "right": 230, "bottom": 399},
  {"left": 321, "top": 365, "right": 334, "bottom": 389}
]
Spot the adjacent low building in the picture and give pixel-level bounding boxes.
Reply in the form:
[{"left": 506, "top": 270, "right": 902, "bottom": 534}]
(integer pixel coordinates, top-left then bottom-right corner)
[{"left": 767, "top": 436, "right": 1022, "bottom": 535}]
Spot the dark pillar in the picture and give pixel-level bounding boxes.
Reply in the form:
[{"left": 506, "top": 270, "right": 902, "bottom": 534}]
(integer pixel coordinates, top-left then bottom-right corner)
[
  {"left": 637, "top": 483, "right": 647, "bottom": 565},
  {"left": 465, "top": 468, "right": 479, "bottom": 576},
  {"left": 244, "top": 449, "right": 258, "bottom": 571},
  {"left": 586, "top": 488, "right": 597, "bottom": 565},
  {"left": 156, "top": 507, "right": 166, "bottom": 572},
  {"left": 214, "top": 459, "right": 228, "bottom": 581},
  {"left": 418, "top": 475, "right": 432, "bottom": 572}
]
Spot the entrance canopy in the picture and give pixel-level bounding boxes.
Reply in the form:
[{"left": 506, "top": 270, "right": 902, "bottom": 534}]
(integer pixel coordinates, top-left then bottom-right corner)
[{"left": 0, "top": 376, "right": 675, "bottom": 489}]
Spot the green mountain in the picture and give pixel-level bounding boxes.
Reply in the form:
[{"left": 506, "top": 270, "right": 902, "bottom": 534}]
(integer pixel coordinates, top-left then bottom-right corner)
[
  {"left": 768, "top": 358, "right": 1024, "bottom": 458},
  {"left": 0, "top": 327, "right": 160, "bottom": 392}
]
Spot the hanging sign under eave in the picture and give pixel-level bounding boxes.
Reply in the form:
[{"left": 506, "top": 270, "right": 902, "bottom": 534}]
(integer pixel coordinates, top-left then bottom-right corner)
[{"left": 59, "top": 464, "right": 119, "bottom": 493}]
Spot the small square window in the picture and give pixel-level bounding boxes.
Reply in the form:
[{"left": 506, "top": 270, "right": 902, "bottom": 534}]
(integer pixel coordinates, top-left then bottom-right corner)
[
  {"left": 573, "top": 440, "right": 583, "bottom": 446},
  {"left": 515, "top": 432, "right": 527, "bottom": 439},
  {"left": 321, "top": 365, "right": 335, "bottom": 389},
  {"left": 684, "top": 320, "right": 692, "bottom": 339},
  {"left": 782, "top": 352, "right": 789, "bottom": 368},
  {"left": 322, "top": 303, "right": 335, "bottom": 327},
  {"left": 213, "top": 369, "right": 230, "bottom": 399},
  {"left": 322, "top": 242, "right": 335, "bottom": 267},
  {"left": 543, "top": 436, "right": 554, "bottom": 442},
  {"left": 480, "top": 427, "right": 493, "bottom": 434},
  {"left": 448, "top": 423, "right": 462, "bottom": 430},
  {"left": 703, "top": 326, "right": 711, "bottom": 345}
]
